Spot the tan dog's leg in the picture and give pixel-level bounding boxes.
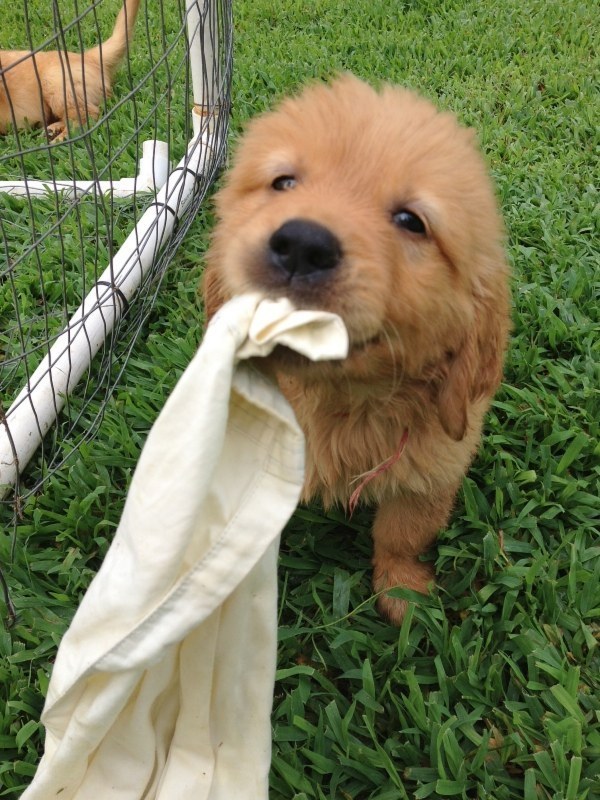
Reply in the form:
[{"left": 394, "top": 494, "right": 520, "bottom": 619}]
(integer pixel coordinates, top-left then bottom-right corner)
[
  {"left": 46, "top": 109, "right": 97, "bottom": 141},
  {"left": 372, "top": 486, "right": 457, "bottom": 624},
  {"left": 46, "top": 102, "right": 100, "bottom": 141}
]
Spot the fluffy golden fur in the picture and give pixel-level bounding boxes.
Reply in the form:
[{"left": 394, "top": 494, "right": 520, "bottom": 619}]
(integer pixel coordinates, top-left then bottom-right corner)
[
  {"left": 0, "top": 0, "right": 140, "bottom": 140},
  {"left": 204, "top": 75, "right": 510, "bottom": 624}
]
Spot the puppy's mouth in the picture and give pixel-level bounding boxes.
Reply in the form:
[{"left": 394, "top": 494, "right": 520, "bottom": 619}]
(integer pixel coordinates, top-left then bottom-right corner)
[
  {"left": 263, "top": 331, "right": 383, "bottom": 374},
  {"left": 246, "top": 217, "right": 385, "bottom": 368}
]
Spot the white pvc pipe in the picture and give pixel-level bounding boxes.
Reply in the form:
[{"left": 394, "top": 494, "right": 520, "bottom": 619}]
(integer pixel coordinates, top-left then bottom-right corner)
[
  {"left": 0, "top": 127, "right": 219, "bottom": 497},
  {"left": 0, "top": 140, "right": 170, "bottom": 199},
  {"left": 186, "top": 0, "right": 216, "bottom": 110}
]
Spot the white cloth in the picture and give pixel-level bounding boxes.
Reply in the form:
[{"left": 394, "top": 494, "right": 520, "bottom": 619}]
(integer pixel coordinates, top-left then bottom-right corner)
[{"left": 22, "top": 294, "right": 348, "bottom": 800}]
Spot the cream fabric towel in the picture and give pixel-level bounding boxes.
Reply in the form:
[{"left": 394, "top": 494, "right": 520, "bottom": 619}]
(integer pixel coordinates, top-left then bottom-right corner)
[{"left": 21, "top": 294, "right": 348, "bottom": 800}]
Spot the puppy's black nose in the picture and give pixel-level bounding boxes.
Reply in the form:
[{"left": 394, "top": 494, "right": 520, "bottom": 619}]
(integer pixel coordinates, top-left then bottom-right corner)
[{"left": 268, "top": 219, "right": 341, "bottom": 279}]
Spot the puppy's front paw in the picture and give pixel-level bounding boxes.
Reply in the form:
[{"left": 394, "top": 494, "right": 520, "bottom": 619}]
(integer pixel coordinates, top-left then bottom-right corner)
[
  {"left": 46, "top": 121, "right": 67, "bottom": 142},
  {"left": 373, "top": 555, "right": 434, "bottom": 625}
]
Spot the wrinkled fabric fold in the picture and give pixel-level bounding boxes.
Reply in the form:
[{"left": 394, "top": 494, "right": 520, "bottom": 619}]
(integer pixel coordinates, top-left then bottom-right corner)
[{"left": 22, "top": 294, "right": 348, "bottom": 800}]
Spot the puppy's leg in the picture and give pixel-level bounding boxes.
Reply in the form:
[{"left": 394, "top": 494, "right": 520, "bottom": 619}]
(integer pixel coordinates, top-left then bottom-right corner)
[
  {"left": 46, "top": 120, "right": 68, "bottom": 141},
  {"left": 46, "top": 100, "right": 101, "bottom": 141},
  {"left": 44, "top": 73, "right": 102, "bottom": 142},
  {"left": 372, "top": 486, "right": 457, "bottom": 625}
]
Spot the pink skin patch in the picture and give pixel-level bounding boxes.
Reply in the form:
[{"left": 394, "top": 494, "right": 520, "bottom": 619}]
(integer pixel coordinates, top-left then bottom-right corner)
[{"left": 348, "top": 428, "right": 409, "bottom": 515}]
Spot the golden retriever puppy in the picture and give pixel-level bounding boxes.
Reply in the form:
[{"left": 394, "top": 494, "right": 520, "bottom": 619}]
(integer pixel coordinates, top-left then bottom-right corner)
[
  {"left": 204, "top": 75, "right": 510, "bottom": 624},
  {"left": 0, "top": 0, "right": 140, "bottom": 140}
]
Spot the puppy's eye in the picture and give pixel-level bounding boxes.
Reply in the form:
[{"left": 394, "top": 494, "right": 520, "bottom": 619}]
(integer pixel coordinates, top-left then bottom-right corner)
[
  {"left": 272, "top": 175, "right": 297, "bottom": 191},
  {"left": 392, "top": 209, "right": 427, "bottom": 235}
]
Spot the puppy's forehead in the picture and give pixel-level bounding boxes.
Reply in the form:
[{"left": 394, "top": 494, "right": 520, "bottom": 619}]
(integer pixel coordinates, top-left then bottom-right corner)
[
  {"left": 259, "top": 151, "right": 298, "bottom": 177},
  {"left": 242, "top": 77, "right": 476, "bottom": 180}
]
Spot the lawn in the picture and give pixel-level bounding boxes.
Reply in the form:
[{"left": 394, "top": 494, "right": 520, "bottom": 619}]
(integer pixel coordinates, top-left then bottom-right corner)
[{"left": 1, "top": 0, "right": 598, "bottom": 798}]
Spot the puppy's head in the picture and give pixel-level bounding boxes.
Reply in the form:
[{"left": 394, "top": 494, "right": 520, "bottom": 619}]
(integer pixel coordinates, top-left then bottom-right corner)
[{"left": 205, "top": 75, "right": 509, "bottom": 439}]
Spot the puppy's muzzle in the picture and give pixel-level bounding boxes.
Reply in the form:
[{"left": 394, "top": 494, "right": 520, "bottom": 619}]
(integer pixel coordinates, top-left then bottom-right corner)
[{"left": 268, "top": 218, "right": 342, "bottom": 281}]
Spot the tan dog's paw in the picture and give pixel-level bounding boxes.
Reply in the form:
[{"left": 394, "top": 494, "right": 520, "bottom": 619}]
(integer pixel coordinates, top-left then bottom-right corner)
[
  {"left": 373, "top": 555, "right": 434, "bottom": 625},
  {"left": 46, "top": 121, "right": 68, "bottom": 142}
]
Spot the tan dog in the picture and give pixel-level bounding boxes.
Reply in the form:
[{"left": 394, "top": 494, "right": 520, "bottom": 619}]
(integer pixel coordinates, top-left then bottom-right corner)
[
  {"left": 204, "top": 75, "right": 510, "bottom": 624},
  {"left": 0, "top": 0, "right": 140, "bottom": 140}
]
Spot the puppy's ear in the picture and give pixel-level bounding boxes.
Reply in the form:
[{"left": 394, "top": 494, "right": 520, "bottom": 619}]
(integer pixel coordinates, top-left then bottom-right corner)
[
  {"left": 437, "top": 291, "right": 508, "bottom": 441},
  {"left": 437, "top": 333, "right": 476, "bottom": 441}
]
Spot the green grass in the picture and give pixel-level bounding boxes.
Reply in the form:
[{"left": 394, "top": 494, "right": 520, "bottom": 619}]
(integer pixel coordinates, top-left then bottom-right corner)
[{"left": 1, "top": 0, "right": 599, "bottom": 797}]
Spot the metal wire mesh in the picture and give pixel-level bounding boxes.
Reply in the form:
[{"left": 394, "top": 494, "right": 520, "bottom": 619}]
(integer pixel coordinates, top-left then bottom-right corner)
[{"left": 0, "top": 0, "right": 232, "bottom": 506}]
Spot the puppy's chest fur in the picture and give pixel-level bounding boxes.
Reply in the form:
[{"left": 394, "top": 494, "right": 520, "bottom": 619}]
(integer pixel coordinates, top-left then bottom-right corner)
[{"left": 278, "top": 376, "right": 475, "bottom": 508}]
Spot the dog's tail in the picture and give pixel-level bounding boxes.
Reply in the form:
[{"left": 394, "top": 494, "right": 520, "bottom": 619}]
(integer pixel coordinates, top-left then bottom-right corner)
[{"left": 88, "top": 0, "right": 141, "bottom": 76}]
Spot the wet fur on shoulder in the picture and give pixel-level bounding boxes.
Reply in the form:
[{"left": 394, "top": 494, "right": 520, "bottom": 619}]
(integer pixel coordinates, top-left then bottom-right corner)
[
  {"left": 204, "top": 75, "right": 511, "bottom": 624},
  {"left": 0, "top": 0, "right": 140, "bottom": 140}
]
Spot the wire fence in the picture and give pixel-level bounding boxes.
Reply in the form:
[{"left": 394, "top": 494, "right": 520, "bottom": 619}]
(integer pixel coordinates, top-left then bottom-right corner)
[{"left": 0, "top": 0, "right": 232, "bottom": 509}]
